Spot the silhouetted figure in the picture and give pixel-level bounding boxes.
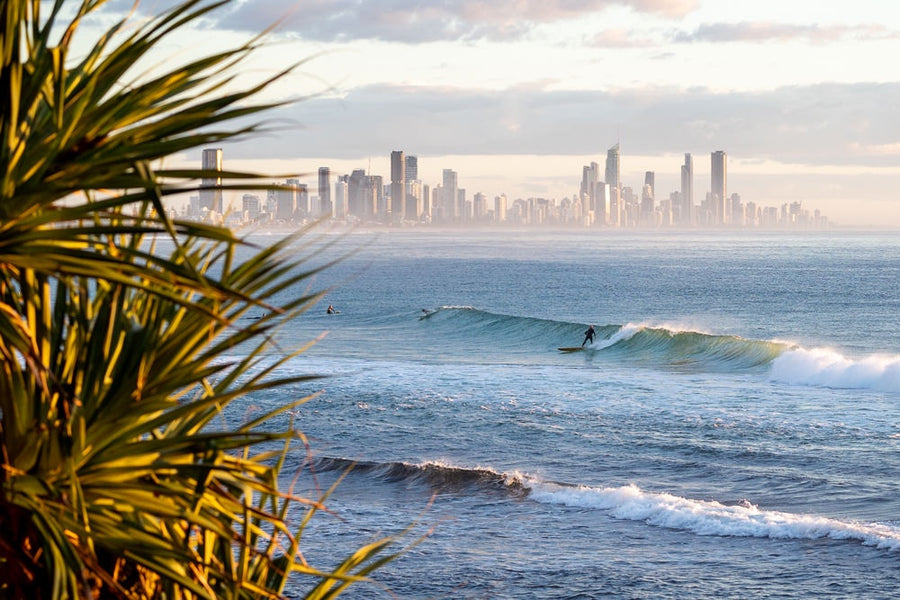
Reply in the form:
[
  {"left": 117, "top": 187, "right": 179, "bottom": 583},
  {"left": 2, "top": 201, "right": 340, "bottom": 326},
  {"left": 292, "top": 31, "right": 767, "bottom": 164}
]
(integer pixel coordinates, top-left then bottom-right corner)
[{"left": 582, "top": 325, "right": 595, "bottom": 347}]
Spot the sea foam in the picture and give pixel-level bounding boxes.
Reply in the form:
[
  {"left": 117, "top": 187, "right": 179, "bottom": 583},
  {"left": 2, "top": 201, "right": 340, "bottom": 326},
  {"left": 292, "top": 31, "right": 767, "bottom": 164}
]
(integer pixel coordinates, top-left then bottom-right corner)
[
  {"left": 769, "top": 347, "right": 900, "bottom": 393},
  {"left": 528, "top": 480, "right": 900, "bottom": 551}
]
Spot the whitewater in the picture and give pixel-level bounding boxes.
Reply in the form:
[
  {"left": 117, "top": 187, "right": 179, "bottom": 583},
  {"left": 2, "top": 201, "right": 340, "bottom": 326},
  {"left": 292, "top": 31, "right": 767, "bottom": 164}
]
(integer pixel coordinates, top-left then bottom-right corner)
[{"left": 235, "top": 230, "right": 900, "bottom": 599}]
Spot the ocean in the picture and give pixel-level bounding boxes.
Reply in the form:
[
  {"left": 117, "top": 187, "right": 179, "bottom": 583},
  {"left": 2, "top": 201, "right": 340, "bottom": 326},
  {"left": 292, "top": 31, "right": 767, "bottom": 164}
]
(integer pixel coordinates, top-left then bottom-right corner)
[{"left": 239, "top": 229, "right": 899, "bottom": 599}]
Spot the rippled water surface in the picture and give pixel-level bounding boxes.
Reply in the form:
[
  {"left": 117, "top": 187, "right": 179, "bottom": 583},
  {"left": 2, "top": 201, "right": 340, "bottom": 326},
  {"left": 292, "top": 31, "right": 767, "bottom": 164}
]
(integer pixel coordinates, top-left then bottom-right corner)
[{"left": 234, "top": 230, "right": 900, "bottom": 599}]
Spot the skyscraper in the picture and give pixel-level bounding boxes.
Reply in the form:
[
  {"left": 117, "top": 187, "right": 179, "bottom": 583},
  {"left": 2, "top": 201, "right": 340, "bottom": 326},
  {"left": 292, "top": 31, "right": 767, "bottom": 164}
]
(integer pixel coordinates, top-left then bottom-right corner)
[
  {"left": 390, "top": 150, "right": 405, "bottom": 222},
  {"left": 405, "top": 155, "right": 419, "bottom": 220},
  {"left": 681, "top": 153, "right": 693, "bottom": 225},
  {"left": 605, "top": 144, "right": 621, "bottom": 226},
  {"left": 405, "top": 155, "right": 418, "bottom": 184},
  {"left": 643, "top": 171, "right": 655, "bottom": 195},
  {"left": 199, "top": 148, "right": 223, "bottom": 214},
  {"left": 442, "top": 168, "right": 458, "bottom": 221},
  {"left": 348, "top": 169, "right": 367, "bottom": 218},
  {"left": 581, "top": 162, "right": 599, "bottom": 210},
  {"left": 318, "top": 167, "right": 332, "bottom": 218},
  {"left": 605, "top": 144, "right": 620, "bottom": 192},
  {"left": 711, "top": 151, "right": 727, "bottom": 224}
]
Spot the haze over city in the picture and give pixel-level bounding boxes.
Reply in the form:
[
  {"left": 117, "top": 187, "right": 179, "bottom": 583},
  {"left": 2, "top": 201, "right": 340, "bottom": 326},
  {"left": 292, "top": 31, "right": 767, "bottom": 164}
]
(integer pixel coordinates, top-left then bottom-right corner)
[{"left": 93, "top": 0, "right": 900, "bottom": 228}]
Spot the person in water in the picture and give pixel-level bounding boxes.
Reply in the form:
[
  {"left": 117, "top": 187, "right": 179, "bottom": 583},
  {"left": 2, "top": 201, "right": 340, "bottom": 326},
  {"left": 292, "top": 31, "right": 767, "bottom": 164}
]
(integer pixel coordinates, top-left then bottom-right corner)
[
  {"left": 327, "top": 304, "right": 336, "bottom": 314},
  {"left": 582, "top": 324, "right": 595, "bottom": 347}
]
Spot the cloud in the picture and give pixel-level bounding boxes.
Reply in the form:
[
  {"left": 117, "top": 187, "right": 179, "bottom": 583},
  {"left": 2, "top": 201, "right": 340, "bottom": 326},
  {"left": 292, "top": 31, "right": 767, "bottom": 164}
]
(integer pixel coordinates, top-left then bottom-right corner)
[
  {"left": 213, "top": 0, "right": 699, "bottom": 43},
  {"left": 673, "top": 22, "right": 899, "bottom": 44},
  {"left": 223, "top": 81, "right": 900, "bottom": 171},
  {"left": 589, "top": 28, "right": 660, "bottom": 48}
]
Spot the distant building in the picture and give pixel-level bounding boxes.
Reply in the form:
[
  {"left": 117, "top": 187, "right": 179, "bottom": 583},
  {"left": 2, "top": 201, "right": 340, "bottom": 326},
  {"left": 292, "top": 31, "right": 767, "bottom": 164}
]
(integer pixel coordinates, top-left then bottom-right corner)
[
  {"left": 242, "top": 193, "right": 260, "bottom": 220},
  {"left": 405, "top": 155, "right": 418, "bottom": 184},
  {"left": 390, "top": 150, "right": 405, "bottom": 222},
  {"left": 593, "top": 182, "right": 610, "bottom": 225},
  {"left": 274, "top": 180, "right": 298, "bottom": 222},
  {"left": 605, "top": 144, "right": 621, "bottom": 225},
  {"left": 711, "top": 150, "right": 727, "bottom": 225},
  {"left": 680, "top": 153, "right": 693, "bottom": 225},
  {"left": 442, "top": 168, "right": 458, "bottom": 222},
  {"left": 296, "top": 183, "right": 309, "bottom": 218},
  {"left": 494, "top": 193, "right": 507, "bottom": 223},
  {"left": 318, "top": 167, "right": 332, "bottom": 218},
  {"left": 642, "top": 171, "right": 655, "bottom": 222},
  {"left": 199, "top": 148, "right": 223, "bottom": 215},
  {"left": 605, "top": 144, "right": 620, "bottom": 193},
  {"left": 581, "top": 162, "right": 599, "bottom": 210},
  {"left": 348, "top": 169, "right": 367, "bottom": 218},
  {"left": 334, "top": 175, "right": 348, "bottom": 219}
]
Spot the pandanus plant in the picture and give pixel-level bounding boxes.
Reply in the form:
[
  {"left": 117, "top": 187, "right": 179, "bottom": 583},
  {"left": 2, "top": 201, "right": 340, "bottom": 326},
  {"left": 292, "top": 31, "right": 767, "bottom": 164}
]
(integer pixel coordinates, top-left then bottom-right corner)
[{"left": 0, "top": 1, "right": 405, "bottom": 597}]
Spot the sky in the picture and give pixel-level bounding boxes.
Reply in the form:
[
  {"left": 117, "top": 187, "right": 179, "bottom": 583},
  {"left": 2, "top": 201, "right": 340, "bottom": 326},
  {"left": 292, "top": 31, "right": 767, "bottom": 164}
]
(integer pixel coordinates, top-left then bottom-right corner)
[{"left": 98, "top": 0, "right": 900, "bottom": 227}]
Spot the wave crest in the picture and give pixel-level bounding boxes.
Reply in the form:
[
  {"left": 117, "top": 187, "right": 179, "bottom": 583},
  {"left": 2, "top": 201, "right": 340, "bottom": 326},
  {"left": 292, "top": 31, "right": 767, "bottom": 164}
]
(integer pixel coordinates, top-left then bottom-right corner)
[
  {"left": 528, "top": 480, "right": 900, "bottom": 551},
  {"left": 313, "top": 457, "right": 529, "bottom": 496}
]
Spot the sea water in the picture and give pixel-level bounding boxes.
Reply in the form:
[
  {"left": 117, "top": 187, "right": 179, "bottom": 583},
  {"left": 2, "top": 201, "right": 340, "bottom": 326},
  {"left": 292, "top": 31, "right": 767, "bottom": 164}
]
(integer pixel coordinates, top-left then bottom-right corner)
[{"left": 235, "top": 230, "right": 899, "bottom": 599}]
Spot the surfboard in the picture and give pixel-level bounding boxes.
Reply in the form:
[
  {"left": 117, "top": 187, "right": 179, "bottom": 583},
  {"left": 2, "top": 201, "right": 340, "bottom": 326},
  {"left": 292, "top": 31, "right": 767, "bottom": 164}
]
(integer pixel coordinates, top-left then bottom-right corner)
[{"left": 557, "top": 347, "right": 585, "bottom": 352}]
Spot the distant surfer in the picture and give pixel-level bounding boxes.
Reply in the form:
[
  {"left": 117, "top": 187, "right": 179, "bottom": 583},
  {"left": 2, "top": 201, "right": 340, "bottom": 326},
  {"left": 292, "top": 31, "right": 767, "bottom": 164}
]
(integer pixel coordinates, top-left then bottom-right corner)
[
  {"left": 582, "top": 324, "right": 595, "bottom": 347},
  {"left": 327, "top": 304, "right": 338, "bottom": 314}
]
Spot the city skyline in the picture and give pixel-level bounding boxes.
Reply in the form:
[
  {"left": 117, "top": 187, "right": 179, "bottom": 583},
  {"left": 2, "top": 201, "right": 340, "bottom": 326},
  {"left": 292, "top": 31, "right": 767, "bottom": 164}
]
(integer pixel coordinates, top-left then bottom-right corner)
[
  {"left": 103, "top": 0, "right": 900, "bottom": 228},
  {"left": 190, "top": 145, "right": 829, "bottom": 230}
]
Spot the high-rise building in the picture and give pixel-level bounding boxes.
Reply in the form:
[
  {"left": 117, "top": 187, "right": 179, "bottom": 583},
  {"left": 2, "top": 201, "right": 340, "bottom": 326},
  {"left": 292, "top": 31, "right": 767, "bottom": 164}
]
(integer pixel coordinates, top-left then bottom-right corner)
[
  {"left": 406, "top": 180, "right": 422, "bottom": 221},
  {"left": 681, "top": 153, "right": 693, "bottom": 225},
  {"left": 199, "top": 148, "right": 223, "bottom": 214},
  {"left": 296, "top": 183, "right": 309, "bottom": 217},
  {"left": 442, "top": 168, "right": 458, "bottom": 221},
  {"left": 275, "top": 179, "right": 298, "bottom": 222},
  {"left": 390, "top": 150, "right": 405, "bottom": 222},
  {"left": 644, "top": 171, "right": 655, "bottom": 196},
  {"left": 241, "top": 193, "right": 260, "bottom": 220},
  {"left": 405, "top": 155, "right": 418, "bottom": 184},
  {"left": 711, "top": 150, "right": 727, "bottom": 224},
  {"left": 581, "top": 162, "right": 599, "bottom": 209},
  {"left": 318, "top": 167, "right": 332, "bottom": 218},
  {"left": 642, "top": 171, "right": 655, "bottom": 219},
  {"left": 605, "top": 144, "right": 620, "bottom": 193},
  {"left": 494, "top": 194, "right": 507, "bottom": 223},
  {"left": 593, "top": 182, "right": 610, "bottom": 225},
  {"left": 605, "top": 144, "right": 621, "bottom": 226},
  {"left": 334, "top": 175, "right": 348, "bottom": 219},
  {"left": 348, "top": 169, "right": 367, "bottom": 218}
]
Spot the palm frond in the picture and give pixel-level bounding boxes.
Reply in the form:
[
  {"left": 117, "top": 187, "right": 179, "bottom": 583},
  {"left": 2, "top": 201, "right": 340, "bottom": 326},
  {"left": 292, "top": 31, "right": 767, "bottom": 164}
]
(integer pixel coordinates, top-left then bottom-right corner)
[{"left": 0, "top": 1, "right": 420, "bottom": 598}]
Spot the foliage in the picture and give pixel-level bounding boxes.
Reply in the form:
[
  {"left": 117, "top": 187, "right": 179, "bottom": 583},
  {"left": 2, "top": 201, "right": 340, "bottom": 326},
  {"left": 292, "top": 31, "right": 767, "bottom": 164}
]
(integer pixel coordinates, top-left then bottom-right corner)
[{"left": 0, "top": 1, "right": 404, "bottom": 598}]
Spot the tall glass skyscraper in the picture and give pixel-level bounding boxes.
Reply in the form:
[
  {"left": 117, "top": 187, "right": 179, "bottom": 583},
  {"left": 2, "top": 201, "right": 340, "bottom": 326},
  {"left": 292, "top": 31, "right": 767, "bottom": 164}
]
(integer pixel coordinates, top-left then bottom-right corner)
[
  {"left": 318, "top": 167, "right": 332, "bottom": 218},
  {"left": 405, "top": 155, "right": 417, "bottom": 184},
  {"left": 390, "top": 150, "right": 405, "bottom": 222},
  {"left": 605, "top": 144, "right": 621, "bottom": 226},
  {"left": 681, "top": 153, "right": 693, "bottom": 225},
  {"left": 442, "top": 168, "right": 458, "bottom": 221},
  {"left": 605, "top": 144, "right": 620, "bottom": 192},
  {"left": 711, "top": 150, "right": 727, "bottom": 224},
  {"left": 200, "top": 148, "right": 223, "bottom": 214}
]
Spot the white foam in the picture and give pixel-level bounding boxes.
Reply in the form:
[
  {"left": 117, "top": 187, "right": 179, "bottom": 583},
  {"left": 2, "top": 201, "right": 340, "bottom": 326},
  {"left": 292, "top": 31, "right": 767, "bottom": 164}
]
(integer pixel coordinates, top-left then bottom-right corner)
[
  {"left": 595, "top": 323, "right": 643, "bottom": 349},
  {"left": 769, "top": 347, "right": 900, "bottom": 393},
  {"left": 528, "top": 480, "right": 900, "bottom": 551}
]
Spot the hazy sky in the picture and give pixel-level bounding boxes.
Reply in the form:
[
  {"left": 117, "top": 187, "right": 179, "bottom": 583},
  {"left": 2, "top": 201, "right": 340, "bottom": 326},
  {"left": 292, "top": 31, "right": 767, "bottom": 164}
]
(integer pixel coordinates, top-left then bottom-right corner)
[{"left": 103, "top": 0, "right": 900, "bottom": 227}]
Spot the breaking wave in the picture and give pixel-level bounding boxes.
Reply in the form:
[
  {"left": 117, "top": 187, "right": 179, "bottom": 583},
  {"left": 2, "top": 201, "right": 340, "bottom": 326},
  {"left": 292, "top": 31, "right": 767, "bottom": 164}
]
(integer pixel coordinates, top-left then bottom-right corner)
[
  {"left": 418, "top": 307, "right": 900, "bottom": 391},
  {"left": 312, "top": 457, "right": 900, "bottom": 552}
]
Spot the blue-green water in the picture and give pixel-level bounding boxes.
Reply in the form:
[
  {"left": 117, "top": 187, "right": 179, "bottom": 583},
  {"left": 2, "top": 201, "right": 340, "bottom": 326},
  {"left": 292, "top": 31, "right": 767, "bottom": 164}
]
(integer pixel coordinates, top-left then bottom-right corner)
[{"left": 242, "top": 230, "right": 900, "bottom": 598}]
